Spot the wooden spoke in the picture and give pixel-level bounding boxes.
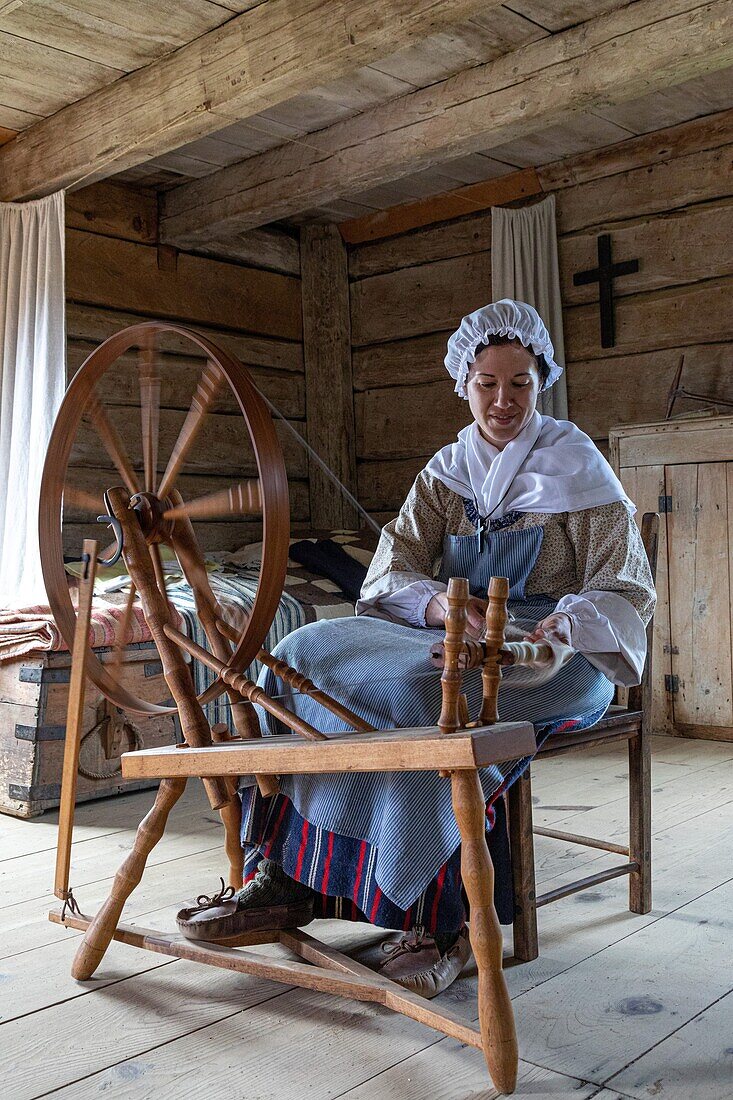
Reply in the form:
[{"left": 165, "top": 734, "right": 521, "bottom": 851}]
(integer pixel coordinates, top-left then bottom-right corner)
[
  {"left": 139, "top": 338, "right": 161, "bottom": 494},
  {"left": 63, "top": 485, "right": 103, "bottom": 514},
  {"left": 157, "top": 361, "right": 222, "bottom": 499},
  {"left": 162, "top": 480, "right": 262, "bottom": 522},
  {"left": 84, "top": 389, "right": 140, "bottom": 497}
]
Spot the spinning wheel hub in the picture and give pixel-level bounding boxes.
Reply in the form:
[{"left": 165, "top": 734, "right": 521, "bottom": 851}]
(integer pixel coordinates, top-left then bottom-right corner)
[{"left": 128, "top": 490, "right": 176, "bottom": 544}]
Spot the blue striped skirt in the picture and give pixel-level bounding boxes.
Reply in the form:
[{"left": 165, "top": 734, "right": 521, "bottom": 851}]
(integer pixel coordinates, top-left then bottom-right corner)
[{"left": 241, "top": 612, "right": 614, "bottom": 931}]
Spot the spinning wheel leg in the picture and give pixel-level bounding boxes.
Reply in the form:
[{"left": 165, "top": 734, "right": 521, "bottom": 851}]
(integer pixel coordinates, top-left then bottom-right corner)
[
  {"left": 451, "top": 769, "right": 518, "bottom": 1095},
  {"left": 72, "top": 777, "right": 187, "bottom": 980}
]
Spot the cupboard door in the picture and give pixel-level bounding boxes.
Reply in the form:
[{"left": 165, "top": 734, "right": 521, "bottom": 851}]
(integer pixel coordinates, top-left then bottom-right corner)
[
  {"left": 666, "top": 462, "right": 733, "bottom": 736},
  {"left": 621, "top": 463, "right": 673, "bottom": 733}
]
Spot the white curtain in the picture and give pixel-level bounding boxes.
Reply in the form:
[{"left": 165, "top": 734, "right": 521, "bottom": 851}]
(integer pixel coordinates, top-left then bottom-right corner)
[
  {"left": 491, "top": 194, "right": 568, "bottom": 419},
  {"left": 0, "top": 191, "right": 66, "bottom": 608}
]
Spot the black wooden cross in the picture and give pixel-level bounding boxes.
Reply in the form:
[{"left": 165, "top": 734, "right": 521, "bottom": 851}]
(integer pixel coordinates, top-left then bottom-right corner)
[{"left": 572, "top": 233, "right": 639, "bottom": 348}]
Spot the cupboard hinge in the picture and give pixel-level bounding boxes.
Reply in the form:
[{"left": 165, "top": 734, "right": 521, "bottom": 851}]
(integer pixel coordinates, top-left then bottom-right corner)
[
  {"left": 658, "top": 495, "right": 673, "bottom": 513},
  {"left": 665, "top": 674, "right": 680, "bottom": 695},
  {"left": 663, "top": 644, "right": 679, "bottom": 655}
]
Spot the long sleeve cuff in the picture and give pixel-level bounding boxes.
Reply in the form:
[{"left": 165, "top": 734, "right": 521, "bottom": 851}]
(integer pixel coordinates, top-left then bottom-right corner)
[
  {"left": 555, "top": 590, "right": 647, "bottom": 687},
  {"left": 356, "top": 578, "right": 447, "bottom": 627}
]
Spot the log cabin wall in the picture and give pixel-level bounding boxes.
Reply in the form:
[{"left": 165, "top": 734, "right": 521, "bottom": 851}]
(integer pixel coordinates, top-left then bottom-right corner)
[
  {"left": 347, "top": 112, "right": 733, "bottom": 523},
  {"left": 63, "top": 183, "right": 307, "bottom": 553}
]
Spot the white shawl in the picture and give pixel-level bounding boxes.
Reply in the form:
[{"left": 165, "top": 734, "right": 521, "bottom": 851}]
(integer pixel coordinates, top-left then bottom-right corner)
[{"left": 424, "top": 411, "right": 633, "bottom": 519}]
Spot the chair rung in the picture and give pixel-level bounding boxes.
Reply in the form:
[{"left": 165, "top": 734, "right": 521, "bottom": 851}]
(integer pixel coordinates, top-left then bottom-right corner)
[
  {"left": 533, "top": 826, "right": 630, "bottom": 856},
  {"left": 536, "top": 862, "right": 638, "bottom": 907}
]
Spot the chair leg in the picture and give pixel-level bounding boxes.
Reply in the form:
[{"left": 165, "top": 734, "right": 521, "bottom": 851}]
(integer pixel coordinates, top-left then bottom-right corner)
[
  {"left": 452, "top": 769, "right": 518, "bottom": 1095},
  {"left": 628, "top": 723, "right": 652, "bottom": 914},
  {"left": 507, "top": 768, "right": 539, "bottom": 961}
]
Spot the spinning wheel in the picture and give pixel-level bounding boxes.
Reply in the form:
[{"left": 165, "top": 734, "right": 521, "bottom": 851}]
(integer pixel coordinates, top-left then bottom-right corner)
[
  {"left": 44, "top": 324, "right": 542, "bottom": 1096},
  {"left": 40, "top": 321, "right": 290, "bottom": 718}
]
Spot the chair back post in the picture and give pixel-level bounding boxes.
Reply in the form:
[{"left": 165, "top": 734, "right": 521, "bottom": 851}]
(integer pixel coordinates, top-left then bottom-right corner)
[{"left": 627, "top": 512, "right": 659, "bottom": 714}]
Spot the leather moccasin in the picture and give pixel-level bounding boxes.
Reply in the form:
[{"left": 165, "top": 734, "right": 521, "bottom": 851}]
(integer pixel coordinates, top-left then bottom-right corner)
[
  {"left": 176, "top": 874, "right": 314, "bottom": 945},
  {"left": 378, "top": 926, "right": 472, "bottom": 999}
]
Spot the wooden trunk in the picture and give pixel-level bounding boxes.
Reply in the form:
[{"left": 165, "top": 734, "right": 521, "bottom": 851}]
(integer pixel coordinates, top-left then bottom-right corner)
[
  {"left": 0, "top": 642, "right": 177, "bottom": 818},
  {"left": 610, "top": 415, "right": 733, "bottom": 742}
]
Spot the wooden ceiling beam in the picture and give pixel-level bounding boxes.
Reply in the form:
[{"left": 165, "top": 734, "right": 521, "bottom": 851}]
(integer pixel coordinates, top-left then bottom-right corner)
[
  {"left": 160, "top": 0, "right": 733, "bottom": 246},
  {"left": 0, "top": 0, "right": 497, "bottom": 201}
]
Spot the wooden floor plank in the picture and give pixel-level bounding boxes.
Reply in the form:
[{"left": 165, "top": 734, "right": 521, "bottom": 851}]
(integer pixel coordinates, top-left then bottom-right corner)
[
  {"left": 605, "top": 990, "right": 733, "bottom": 1099},
  {"left": 1, "top": 958, "right": 290, "bottom": 1100},
  {"left": 332, "top": 1043, "right": 601, "bottom": 1099},
  {"left": 513, "top": 878, "right": 733, "bottom": 1086}
]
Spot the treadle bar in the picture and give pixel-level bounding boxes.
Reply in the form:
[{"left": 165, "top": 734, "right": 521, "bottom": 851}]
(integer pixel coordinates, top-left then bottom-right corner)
[
  {"left": 49, "top": 910, "right": 482, "bottom": 1050},
  {"left": 536, "top": 862, "right": 638, "bottom": 907},
  {"left": 533, "top": 826, "right": 630, "bottom": 856}
]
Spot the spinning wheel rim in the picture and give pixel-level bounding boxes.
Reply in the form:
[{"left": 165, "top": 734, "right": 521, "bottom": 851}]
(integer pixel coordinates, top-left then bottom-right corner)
[{"left": 40, "top": 321, "right": 290, "bottom": 717}]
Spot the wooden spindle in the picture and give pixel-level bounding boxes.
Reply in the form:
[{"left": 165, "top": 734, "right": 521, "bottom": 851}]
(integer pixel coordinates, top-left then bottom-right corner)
[
  {"left": 215, "top": 616, "right": 375, "bottom": 734},
  {"left": 164, "top": 623, "right": 328, "bottom": 743},
  {"left": 438, "top": 577, "right": 469, "bottom": 734},
  {"left": 477, "top": 577, "right": 509, "bottom": 725}
]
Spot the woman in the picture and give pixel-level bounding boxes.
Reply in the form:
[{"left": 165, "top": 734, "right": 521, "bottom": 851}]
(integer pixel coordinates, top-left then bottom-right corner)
[{"left": 179, "top": 299, "right": 655, "bottom": 998}]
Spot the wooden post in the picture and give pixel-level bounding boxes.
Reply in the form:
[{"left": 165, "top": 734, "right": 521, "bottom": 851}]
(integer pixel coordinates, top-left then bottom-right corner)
[
  {"left": 72, "top": 776, "right": 188, "bottom": 980},
  {"left": 438, "top": 578, "right": 469, "bottom": 734},
  {"left": 507, "top": 770, "right": 539, "bottom": 962},
  {"left": 211, "top": 723, "right": 245, "bottom": 889},
  {"left": 300, "top": 224, "right": 358, "bottom": 529},
  {"left": 106, "top": 486, "right": 228, "bottom": 810},
  {"left": 451, "top": 769, "right": 518, "bottom": 1094},
  {"left": 54, "top": 539, "right": 98, "bottom": 901},
  {"left": 167, "top": 493, "right": 279, "bottom": 799},
  {"left": 478, "top": 577, "right": 508, "bottom": 725}
]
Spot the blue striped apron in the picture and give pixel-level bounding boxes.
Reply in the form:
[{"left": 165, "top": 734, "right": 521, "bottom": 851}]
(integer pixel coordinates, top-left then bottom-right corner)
[{"left": 241, "top": 516, "right": 614, "bottom": 921}]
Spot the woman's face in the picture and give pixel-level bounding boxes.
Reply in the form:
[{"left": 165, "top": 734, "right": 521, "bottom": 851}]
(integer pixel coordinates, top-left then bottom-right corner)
[{"left": 465, "top": 342, "right": 541, "bottom": 449}]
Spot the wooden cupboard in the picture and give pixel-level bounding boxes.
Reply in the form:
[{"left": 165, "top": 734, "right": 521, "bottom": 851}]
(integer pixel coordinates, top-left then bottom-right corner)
[{"left": 610, "top": 416, "right": 733, "bottom": 742}]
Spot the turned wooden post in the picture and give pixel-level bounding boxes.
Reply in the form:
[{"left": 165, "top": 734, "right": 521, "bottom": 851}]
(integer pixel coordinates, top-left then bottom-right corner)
[
  {"left": 438, "top": 578, "right": 470, "bottom": 734},
  {"left": 168, "top": 491, "right": 279, "bottom": 799},
  {"left": 452, "top": 769, "right": 518, "bottom": 1094},
  {"left": 478, "top": 577, "right": 509, "bottom": 725},
  {"left": 106, "top": 486, "right": 227, "bottom": 810},
  {"left": 211, "top": 723, "right": 245, "bottom": 889},
  {"left": 72, "top": 776, "right": 188, "bottom": 980}
]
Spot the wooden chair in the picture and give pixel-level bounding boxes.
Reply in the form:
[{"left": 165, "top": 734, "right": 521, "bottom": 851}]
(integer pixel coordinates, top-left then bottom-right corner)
[{"left": 507, "top": 512, "right": 659, "bottom": 962}]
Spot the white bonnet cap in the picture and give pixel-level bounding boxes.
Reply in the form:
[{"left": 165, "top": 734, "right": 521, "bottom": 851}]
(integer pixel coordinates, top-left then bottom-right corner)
[{"left": 445, "top": 298, "right": 563, "bottom": 399}]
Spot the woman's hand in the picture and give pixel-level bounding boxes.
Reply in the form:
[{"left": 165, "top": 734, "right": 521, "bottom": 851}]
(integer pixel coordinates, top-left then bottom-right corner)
[
  {"left": 426, "top": 592, "right": 488, "bottom": 638},
  {"left": 525, "top": 612, "right": 573, "bottom": 647}
]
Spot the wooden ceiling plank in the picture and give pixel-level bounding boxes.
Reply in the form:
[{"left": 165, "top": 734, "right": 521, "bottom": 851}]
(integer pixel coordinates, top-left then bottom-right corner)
[
  {"left": 160, "top": 0, "right": 733, "bottom": 244},
  {"left": 0, "top": 0, "right": 238, "bottom": 73},
  {"left": 0, "top": 102, "right": 41, "bottom": 130},
  {"left": 0, "top": 29, "right": 124, "bottom": 118},
  {"left": 0, "top": 0, "right": 501, "bottom": 201},
  {"left": 504, "top": 1, "right": 631, "bottom": 33}
]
